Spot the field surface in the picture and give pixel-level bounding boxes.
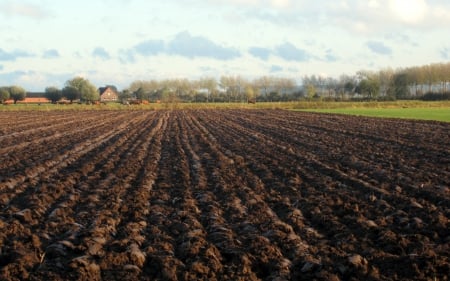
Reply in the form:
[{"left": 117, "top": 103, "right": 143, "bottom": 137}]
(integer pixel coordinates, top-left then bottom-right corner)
[{"left": 0, "top": 109, "right": 448, "bottom": 281}]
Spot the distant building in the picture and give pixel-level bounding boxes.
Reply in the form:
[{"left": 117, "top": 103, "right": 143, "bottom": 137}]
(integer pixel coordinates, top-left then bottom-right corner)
[
  {"left": 4, "top": 92, "right": 51, "bottom": 104},
  {"left": 99, "top": 86, "right": 119, "bottom": 102}
]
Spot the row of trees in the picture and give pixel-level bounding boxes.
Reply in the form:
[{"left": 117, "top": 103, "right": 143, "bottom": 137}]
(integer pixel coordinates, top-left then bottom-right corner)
[
  {"left": 0, "top": 86, "right": 27, "bottom": 104},
  {"left": 0, "top": 77, "right": 100, "bottom": 104},
  {"left": 1, "top": 62, "right": 449, "bottom": 104},
  {"left": 302, "top": 62, "right": 450, "bottom": 101},
  {"left": 122, "top": 76, "right": 300, "bottom": 103},
  {"left": 46, "top": 77, "right": 100, "bottom": 103},
  {"left": 123, "top": 62, "right": 450, "bottom": 103}
]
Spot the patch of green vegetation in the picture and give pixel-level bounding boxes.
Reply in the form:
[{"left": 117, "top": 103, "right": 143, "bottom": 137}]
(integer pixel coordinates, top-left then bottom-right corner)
[
  {"left": 298, "top": 107, "right": 450, "bottom": 122},
  {"left": 291, "top": 100, "right": 450, "bottom": 110}
]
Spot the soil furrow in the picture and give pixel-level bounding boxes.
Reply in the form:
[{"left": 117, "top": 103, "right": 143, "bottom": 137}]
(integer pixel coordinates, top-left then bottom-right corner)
[{"left": 0, "top": 109, "right": 448, "bottom": 281}]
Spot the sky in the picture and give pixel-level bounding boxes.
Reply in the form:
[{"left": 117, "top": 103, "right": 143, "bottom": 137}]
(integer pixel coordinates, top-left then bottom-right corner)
[{"left": 0, "top": 0, "right": 449, "bottom": 91}]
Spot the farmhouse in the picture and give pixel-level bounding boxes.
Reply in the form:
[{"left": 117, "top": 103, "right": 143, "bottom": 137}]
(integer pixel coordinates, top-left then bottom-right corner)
[{"left": 99, "top": 86, "right": 119, "bottom": 102}]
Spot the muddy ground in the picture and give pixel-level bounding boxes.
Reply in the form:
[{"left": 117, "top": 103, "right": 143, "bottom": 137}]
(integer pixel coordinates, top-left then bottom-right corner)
[{"left": 0, "top": 109, "right": 448, "bottom": 280}]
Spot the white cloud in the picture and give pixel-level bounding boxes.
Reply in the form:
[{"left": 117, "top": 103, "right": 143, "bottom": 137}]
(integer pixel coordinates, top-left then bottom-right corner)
[
  {"left": 276, "top": 42, "right": 310, "bottom": 62},
  {"left": 167, "top": 31, "right": 240, "bottom": 60},
  {"left": 368, "top": 0, "right": 380, "bottom": 8},
  {"left": 270, "top": 0, "right": 291, "bottom": 9},
  {"left": 429, "top": 4, "right": 450, "bottom": 26},
  {"left": 123, "top": 32, "right": 241, "bottom": 61},
  {"left": 389, "top": 0, "right": 428, "bottom": 24}
]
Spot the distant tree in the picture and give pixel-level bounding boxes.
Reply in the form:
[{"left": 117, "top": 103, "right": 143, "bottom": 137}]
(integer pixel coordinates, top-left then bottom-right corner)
[
  {"left": 219, "top": 76, "right": 232, "bottom": 102},
  {"left": 305, "top": 84, "right": 316, "bottom": 100},
  {"left": 65, "top": 77, "right": 99, "bottom": 103},
  {"left": 344, "top": 81, "right": 355, "bottom": 94},
  {"left": 160, "top": 87, "right": 178, "bottom": 105},
  {"left": 134, "top": 87, "right": 147, "bottom": 101},
  {"left": 356, "top": 70, "right": 381, "bottom": 99},
  {"left": 45, "top": 86, "right": 62, "bottom": 103},
  {"left": 163, "top": 78, "right": 193, "bottom": 101},
  {"left": 193, "top": 91, "right": 207, "bottom": 102},
  {"left": 274, "top": 77, "right": 296, "bottom": 98},
  {"left": 220, "top": 76, "right": 241, "bottom": 102},
  {"left": 255, "top": 76, "right": 273, "bottom": 100},
  {"left": 268, "top": 91, "right": 280, "bottom": 101},
  {"left": 129, "top": 80, "right": 159, "bottom": 94},
  {"left": 377, "top": 68, "right": 395, "bottom": 97},
  {"left": 336, "top": 74, "right": 356, "bottom": 99},
  {"left": 198, "top": 77, "right": 217, "bottom": 102},
  {"left": 358, "top": 78, "right": 380, "bottom": 99},
  {"left": 62, "top": 86, "right": 80, "bottom": 103},
  {"left": 119, "top": 89, "right": 132, "bottom": 103},
  {"left": 407, "top": 65, "right": 425, "bottom": 96},
  {"left": 0, "top": 87, "right": 10, "bottom": 103},
  {"left": 244, "top": 85, "right": 255, "bottom": 102},
  {"left": 65, "top": 77, "right": 85, "bottom": 91},
  {"left": 324, "top": 77, "right": 338, "bottom": 99},
  {"left": 81, "top": 85, "right": 99, "bottom": 103},
  {"left": 392, "top": 72, "right": 410, "bottom": 99},
  {"left": 9, "top": 86, "right": 26, "bottom": 104}
]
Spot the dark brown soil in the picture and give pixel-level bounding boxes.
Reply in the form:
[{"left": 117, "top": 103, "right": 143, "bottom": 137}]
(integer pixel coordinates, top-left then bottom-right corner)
[{"left": 0, "top": 109, "right": 448, "bottom": 281}]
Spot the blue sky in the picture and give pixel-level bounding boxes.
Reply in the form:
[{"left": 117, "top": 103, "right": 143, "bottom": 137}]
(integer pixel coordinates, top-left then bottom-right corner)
[{"left": 0, "top": 0, "right": 449, "bottom": 91}]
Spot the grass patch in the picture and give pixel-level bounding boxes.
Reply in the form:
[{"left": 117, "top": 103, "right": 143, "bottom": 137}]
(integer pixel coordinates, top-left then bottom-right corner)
[
  {"left": 291, "top": 100, "right": 450, "bottom": 109},
  {"left": 297, "top": 107, "right": 450, "bottom": 122}
]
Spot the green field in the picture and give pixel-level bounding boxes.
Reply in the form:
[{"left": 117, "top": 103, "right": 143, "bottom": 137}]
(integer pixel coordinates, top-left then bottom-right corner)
[
  {"left": 290, "top": 100, "right": 450, "bottom": 122},
  {"left": 298, "top": 107, "right": 450, "bottom": 122}
]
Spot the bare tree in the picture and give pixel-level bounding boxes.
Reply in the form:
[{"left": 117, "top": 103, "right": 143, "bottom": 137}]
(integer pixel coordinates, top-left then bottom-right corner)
[
  {"left": 198, "top": 77, "right": 217, "bottom": 102},
  {"left": 254, "top": 76, "right": 273, "bottom": 101}
]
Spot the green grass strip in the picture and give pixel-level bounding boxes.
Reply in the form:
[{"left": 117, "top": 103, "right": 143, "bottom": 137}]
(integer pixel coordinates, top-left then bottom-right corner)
[{"left": 298, "top": 107, "right": 450, "bottom": 122}]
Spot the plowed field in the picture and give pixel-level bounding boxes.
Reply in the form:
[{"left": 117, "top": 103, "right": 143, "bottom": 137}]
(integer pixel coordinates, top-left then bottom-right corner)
[{"left": 0, "top": 109, "right": 448, "bottom": 281}]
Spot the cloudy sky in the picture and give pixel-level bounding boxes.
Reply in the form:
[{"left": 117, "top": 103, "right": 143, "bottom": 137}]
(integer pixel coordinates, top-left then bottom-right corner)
[{"left": 0, "top": 0, "right": 449, "bottom": 91}]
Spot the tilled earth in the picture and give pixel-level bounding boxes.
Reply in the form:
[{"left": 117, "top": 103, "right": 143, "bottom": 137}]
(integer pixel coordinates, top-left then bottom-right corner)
[{"left": 0, "top": 109, "right": 448, "bottom": 281}]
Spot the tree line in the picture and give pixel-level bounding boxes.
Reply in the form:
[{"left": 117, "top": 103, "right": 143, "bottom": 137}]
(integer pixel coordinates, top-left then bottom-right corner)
[
  {"left": 123, "top": 62, "right": 450, "bottom": 102},
  {"left": 303, "top": 62, "right": 450, "bottom": 101},
  {"left": 0, "top": 77, "right": 99, "bottom": 104},
  {"left": 122, "top": 76, "right": 300, "bottom": 103},
  {"left": 1, "top": 62, "right": 449, "bottom": 104}
]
